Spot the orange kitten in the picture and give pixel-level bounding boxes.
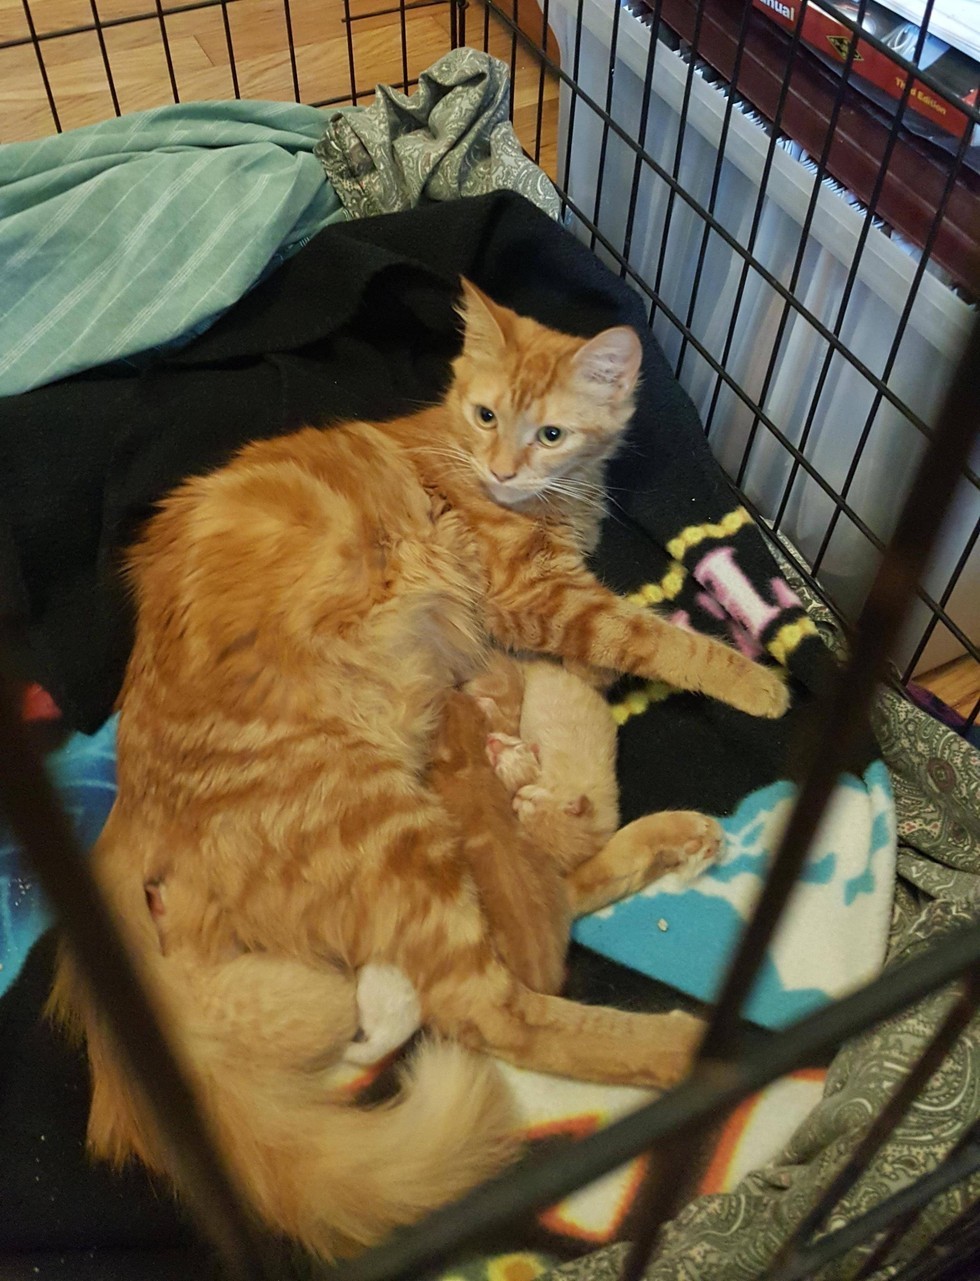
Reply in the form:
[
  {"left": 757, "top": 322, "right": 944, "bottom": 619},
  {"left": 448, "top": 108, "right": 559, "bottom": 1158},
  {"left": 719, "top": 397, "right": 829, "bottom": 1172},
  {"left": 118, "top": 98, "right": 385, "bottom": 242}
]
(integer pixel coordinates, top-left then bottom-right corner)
[
  {"left": 49, "top": 280, "right": 782, "bottom": 1260},
  {"left": 482, "top": 658, "right": 619, "bottom": 873}
]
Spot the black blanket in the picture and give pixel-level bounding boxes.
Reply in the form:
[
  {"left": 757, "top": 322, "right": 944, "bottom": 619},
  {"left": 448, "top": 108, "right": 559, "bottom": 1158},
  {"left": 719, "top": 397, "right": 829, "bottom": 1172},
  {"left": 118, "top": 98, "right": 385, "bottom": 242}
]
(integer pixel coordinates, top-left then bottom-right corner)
[{"left": 0, "top": 191, "right": 850, "bottom": 1275}]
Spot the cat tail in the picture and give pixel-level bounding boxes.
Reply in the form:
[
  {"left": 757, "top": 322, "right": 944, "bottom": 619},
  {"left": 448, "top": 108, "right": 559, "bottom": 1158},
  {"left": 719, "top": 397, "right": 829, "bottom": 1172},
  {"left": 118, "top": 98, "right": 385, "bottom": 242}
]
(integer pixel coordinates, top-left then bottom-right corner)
[
  {"left": 193, "top": 1036, "right": 519, "bottom": 1258},
  {"left": 48, "top": 937, "right": 517, "bottom": 1260}
]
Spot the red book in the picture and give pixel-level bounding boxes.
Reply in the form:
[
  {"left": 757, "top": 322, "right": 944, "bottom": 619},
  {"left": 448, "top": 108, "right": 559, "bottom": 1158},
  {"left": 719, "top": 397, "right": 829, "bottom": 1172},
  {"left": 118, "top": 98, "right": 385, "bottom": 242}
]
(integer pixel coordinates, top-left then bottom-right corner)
[{"left": 752, "top": 0, "right": 980, "bottom": 139}]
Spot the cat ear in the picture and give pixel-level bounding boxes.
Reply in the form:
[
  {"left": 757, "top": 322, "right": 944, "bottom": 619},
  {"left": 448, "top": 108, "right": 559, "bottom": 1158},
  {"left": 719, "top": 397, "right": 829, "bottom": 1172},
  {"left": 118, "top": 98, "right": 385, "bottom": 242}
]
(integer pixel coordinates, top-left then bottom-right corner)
[
  {"left": 456, "top": 277, "right": 507, "bottom": 358},
  {"left": 572, "top": 327, "right": 642, "bottom": 396}
]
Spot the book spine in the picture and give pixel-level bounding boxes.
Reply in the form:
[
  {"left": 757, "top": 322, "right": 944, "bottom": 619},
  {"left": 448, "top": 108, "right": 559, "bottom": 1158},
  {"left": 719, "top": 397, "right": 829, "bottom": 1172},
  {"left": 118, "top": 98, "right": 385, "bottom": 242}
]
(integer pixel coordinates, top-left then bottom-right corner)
[{"left": 751, "top": 0, "right": 975, "bottom": 138}]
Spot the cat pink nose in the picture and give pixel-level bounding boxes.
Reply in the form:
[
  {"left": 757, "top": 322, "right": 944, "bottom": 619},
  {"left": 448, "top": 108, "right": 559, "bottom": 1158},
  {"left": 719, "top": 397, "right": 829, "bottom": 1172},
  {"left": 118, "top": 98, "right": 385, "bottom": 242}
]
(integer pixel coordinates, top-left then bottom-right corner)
[{"left": 491, "top": 467, "right": 517, "bottom": 482}]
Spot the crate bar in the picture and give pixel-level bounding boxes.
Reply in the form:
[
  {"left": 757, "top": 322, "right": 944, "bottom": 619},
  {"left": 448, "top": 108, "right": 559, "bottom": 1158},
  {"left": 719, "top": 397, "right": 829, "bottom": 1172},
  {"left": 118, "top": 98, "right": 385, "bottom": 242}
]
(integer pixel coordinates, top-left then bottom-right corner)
[
  {"left": 558, "top": 0, "right": 587, "bottom": 222},
  {"left": 341, "top": 0, "right": 445, "bottom": 20},
  {"left": 621, "top": 306, "right": 980, "bottom": 1281},
  {"left": 2, "top": 0, "right": 242, "bottom": 51},
  {"left": 18, "top": 0, "right": 60, "bottom": 131},
  {"left": 673, "top": 0, "right": 756, "bottom": 382},
  {"left": 697, "top": 0, "right": 860, "bottom": 447},
  {"left": 342, "top": 0, "right": 359, "bottom": 104},
  {"left": 310, "top": 80, "right": 423, "bottom": 110},
  {"left": 533, "top": 0, "right": 551, "bottom": 163},
  {"left": 508, "top": 0, "right": 518, "bottom": 119},
  {"left": 555, "top": 190, "right": 980, "bottom": 667},
  {"left": 154, "top": 0, "right": 180, "bottom": 101},
  {"left": 730, "top": 0, "right": 876, "bottom": 485},
  {"left": 762, "top": 0, "right": 942, "bottom": 536},
  {"left": 280, "top": 0, "right": 301, "bottom": 100},
  {"left": 808, "top": 119, "right": 974, "bottom": 584},
  {"left": 880, "top": 1198, "right": 980, "bottom": 1281},
  {"left": 769, "top": 974, "right": 980, "bottom": 1277},
  {"left": 481, "top": 2, "right": 973, "bottom": 470},
  {"left": 770, "top": 1122, "right": 980, "bottom": 1281},
  {"left": 87, "top": 0, "right": 122, "bottom": 117},
  {"left": 0, "top": 667, "right": 272, "bottom": 1281},
  {"left": 901, "top": 519, "right": 980, "bottom": 683},
  {"left": 220, "top": 0, "right": 240, "bottom": 98},
  {"left": 648, "top": 0, "right": 709, "bottom": 321},
  {"left": 555, "top": 199, "right": 980, "bottom": 672},
  {"left": 855, "top": 1117, "right": 980, "bottom": 1279},
  {"left": 398, "top": 0, "right": 410, "bottom": 92},
  {"left": 323, "top": 920, "right": 980, "bottom": 1281},
  {"left": 618, "top": 0, "right": 663, "bottom": 272},
  {"left": 587, "top": 0, "right": 623, "bottom": 251}
]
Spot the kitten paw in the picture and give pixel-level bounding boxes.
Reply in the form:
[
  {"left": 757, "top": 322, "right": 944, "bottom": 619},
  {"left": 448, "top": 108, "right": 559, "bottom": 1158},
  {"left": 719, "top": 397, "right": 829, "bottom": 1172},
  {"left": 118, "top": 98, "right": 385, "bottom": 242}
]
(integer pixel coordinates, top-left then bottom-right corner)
[
  {"left": 343, "top": 963, "right": 421, "bottom": 1067},
  {"left": 624, "top": 811, "right": 723, "bottom": 883},
  {"left": 674, "top": 813, "right": 724, "bottom": 880},
  {"left": 512, "top": 783, "right": 556, "bottom": 824},
  {"left": 486, "top": 734, "right": 541, "bottom": 792}
]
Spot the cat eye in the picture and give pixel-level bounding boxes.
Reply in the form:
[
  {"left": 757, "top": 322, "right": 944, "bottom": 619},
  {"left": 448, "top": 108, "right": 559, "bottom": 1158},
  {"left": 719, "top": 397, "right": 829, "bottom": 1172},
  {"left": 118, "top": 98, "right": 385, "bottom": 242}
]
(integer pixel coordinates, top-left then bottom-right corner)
[
  {"left": 476, "top": 406, "right": 496, "bottom": 427},
  {"left": 536, "top": 425, "right": 564, "bottom": 446}
]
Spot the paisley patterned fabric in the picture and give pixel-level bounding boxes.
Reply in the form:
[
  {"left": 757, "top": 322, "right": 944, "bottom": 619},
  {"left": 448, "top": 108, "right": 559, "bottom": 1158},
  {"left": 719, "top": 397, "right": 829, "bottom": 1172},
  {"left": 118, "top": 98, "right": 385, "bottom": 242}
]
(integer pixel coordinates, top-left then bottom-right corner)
[{"left": 314, "top": 49, "right": 561, "bottom": 221}]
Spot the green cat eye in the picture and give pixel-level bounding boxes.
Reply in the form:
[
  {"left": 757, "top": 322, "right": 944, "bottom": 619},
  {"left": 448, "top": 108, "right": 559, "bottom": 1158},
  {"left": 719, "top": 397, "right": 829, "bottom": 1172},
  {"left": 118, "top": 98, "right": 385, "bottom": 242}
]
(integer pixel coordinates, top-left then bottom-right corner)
[
  {"left": 476, "top": 406, "right": 496, "bottom": 426},
  {"left": 537, "top": 425, "right": 564, "bottom": 446}
]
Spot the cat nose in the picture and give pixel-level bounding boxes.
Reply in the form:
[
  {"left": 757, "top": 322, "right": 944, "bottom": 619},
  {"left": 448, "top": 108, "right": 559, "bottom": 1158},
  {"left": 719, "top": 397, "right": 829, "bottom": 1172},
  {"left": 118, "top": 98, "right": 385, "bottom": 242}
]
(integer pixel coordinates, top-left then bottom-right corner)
[{"left": 491, "top": 467, "right": 517, "bottom": 482}]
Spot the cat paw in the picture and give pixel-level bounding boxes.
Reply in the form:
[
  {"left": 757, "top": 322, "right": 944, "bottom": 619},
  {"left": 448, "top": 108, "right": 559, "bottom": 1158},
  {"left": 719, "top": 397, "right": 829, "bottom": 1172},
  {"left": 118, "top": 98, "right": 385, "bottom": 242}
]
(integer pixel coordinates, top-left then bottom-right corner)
[
  {"left": 672, "top": 813, "right": 724, "bottom": 880},
  {"left": 486, "top": 733, "right": 541, "bottom": 792},
  {"left": 728, "top": 664, "right": 790, "bottom": 718},
  {"left": 343, "top": 963, "right": 421, "bottom": 1067},
  {"left": 512, "top": 783, "right": 557, "bottom": 824},
  {"left": 625, "top": 811, "right": 723, "bottom": 883}
]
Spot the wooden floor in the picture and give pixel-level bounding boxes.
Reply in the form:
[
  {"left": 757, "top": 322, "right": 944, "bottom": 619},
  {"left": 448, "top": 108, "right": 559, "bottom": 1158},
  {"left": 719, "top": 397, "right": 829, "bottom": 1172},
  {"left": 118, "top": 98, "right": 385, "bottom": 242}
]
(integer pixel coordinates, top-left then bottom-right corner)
[
  {"left": 0, "top": 0, "right": 559, "bottom": 174},
  {"left": 916, "top": 656, "right": 980, "bottom": 722}
]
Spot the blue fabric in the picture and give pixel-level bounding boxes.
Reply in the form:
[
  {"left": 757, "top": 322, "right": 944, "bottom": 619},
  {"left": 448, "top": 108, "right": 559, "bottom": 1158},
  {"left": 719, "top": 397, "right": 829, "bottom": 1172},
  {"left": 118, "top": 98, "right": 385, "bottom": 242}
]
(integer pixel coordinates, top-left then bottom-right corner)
[
  {"left": 0, "top": 101, "right": 347, "bottom": 395},
  {"left": 0, "top": 717, "right": 116, "bottom": 997},
  {"left": 573, "top": 761, "right": 896, "bottom": 1028}
]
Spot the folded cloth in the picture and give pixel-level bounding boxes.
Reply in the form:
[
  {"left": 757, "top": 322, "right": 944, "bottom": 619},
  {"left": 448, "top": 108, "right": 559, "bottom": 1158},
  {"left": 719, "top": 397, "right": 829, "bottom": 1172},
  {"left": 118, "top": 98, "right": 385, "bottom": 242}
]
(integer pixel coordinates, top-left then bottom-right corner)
[
  {"left": 315, "top": 49, "right": 561, "bottom": 221},
  {"left": 0, "top": 100, "right": 347, "bottom": 396}
]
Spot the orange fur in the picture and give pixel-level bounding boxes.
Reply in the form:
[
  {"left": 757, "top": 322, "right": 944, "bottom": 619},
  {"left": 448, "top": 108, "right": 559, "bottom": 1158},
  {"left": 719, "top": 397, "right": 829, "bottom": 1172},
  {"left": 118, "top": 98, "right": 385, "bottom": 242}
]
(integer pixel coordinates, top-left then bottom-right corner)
[{"left": 49, "top": 280, "right": 783, "bottom": 1259}]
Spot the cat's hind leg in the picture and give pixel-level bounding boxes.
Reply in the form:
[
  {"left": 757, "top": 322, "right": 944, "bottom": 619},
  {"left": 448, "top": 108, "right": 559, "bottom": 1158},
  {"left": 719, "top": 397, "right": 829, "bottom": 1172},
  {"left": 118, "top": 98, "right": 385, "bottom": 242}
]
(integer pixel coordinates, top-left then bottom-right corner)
[{"left": 427, "top": 959, "right": 704, "bottom": 1089}]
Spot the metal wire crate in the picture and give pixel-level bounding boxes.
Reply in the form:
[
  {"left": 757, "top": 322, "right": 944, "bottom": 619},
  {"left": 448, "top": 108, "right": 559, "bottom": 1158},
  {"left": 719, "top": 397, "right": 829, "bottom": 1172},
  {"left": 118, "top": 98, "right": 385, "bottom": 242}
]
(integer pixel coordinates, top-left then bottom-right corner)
[{"left": 0, "top": 1, "right": 978, "bottom": 1279}]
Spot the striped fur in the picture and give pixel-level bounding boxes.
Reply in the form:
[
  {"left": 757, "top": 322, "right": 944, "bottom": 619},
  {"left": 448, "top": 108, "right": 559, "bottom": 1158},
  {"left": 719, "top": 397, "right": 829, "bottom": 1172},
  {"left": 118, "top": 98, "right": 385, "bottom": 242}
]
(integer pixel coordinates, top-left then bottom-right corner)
[{"left": 48, "top": 281, "right": 784, "bottom": 1260}]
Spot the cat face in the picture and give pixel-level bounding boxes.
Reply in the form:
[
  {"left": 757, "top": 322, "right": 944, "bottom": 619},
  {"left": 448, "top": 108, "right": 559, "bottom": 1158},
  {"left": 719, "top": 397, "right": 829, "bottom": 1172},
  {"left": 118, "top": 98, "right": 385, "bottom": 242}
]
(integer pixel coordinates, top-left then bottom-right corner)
[{"left": 451, "top": 280, "right": 643, "bottom": 508}]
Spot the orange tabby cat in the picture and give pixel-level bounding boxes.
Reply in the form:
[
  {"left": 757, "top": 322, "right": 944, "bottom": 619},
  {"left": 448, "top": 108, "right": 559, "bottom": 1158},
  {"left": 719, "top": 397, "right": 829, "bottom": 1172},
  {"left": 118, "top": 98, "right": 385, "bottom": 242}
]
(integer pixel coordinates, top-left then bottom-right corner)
[{"left": 49, "top": 280, "right": 786, "bottom": 1259}]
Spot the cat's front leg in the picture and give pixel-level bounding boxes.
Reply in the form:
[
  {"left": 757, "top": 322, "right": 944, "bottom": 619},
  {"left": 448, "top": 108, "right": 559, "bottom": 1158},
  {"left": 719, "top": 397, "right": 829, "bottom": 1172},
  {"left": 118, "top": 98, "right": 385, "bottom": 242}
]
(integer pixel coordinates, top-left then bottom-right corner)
[{"left": 480, "top": 526, "right": 788, "bottom": 718}]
